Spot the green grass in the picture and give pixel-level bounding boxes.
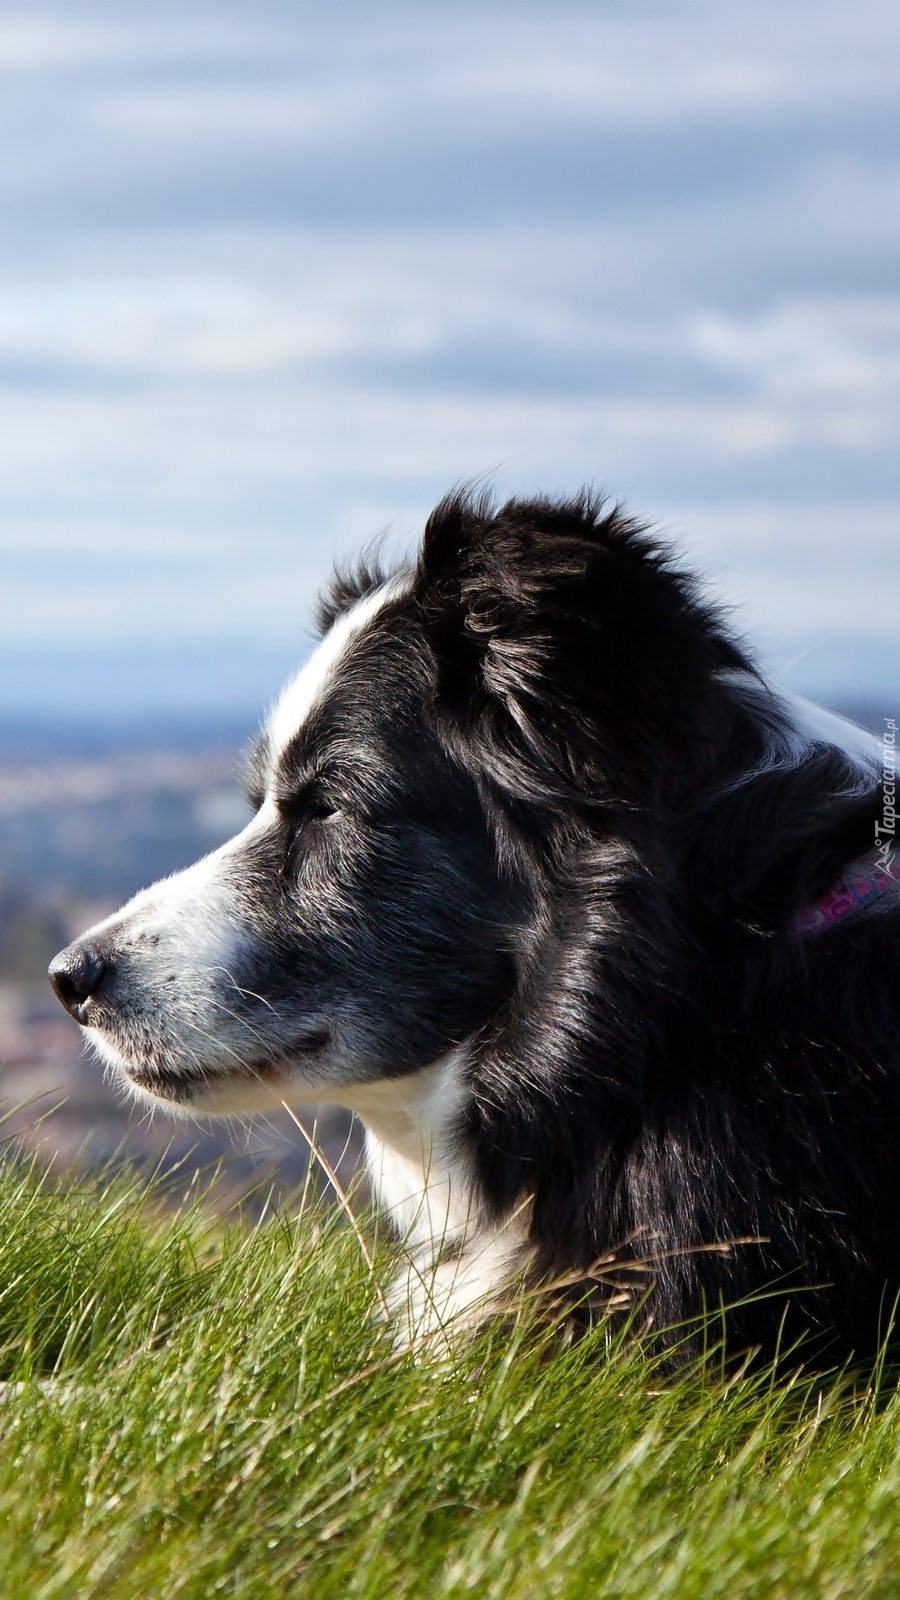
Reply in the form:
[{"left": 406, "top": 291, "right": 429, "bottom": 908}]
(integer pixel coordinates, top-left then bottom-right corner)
[{"left": 0, "top": 1147, "right": 899, "bottom": 1599}]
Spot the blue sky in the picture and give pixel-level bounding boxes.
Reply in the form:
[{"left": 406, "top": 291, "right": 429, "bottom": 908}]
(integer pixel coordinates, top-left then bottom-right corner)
[{"left": 1, "top": 0, "right": 899, "bottom": 718}]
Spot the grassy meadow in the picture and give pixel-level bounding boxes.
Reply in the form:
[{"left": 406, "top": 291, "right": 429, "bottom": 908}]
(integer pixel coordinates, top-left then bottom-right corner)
[{"left": 0, "top": 1139, "right": 899, "bottom": 1599}]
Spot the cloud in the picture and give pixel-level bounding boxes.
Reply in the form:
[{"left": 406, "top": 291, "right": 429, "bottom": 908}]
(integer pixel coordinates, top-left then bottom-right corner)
[
  {"left": 13, "top": 1, "right": 900, "bottom": 141},
  {"left": 689, "top": 299, "right": 900, "bottom": 401},
  {"left": 0, "top": 0, "right": 897, "bottom": 709}
]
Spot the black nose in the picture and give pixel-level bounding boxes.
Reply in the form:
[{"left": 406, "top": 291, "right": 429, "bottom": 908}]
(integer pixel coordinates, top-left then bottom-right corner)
[{"left": 48, "top": 941, "right": 109, "bottom": 1020}]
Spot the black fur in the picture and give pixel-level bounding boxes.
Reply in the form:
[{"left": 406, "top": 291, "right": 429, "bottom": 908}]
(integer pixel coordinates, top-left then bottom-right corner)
[
  {"left": 315, "top": 547, "right": 393, "bottom": 635},
  {"left": 408, "top": 492, "right": 897, "bottom": 1363}
]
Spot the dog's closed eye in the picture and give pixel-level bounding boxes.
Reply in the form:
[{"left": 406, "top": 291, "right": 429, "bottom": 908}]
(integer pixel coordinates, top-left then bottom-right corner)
[
  {"left": 275, "top": 788, "right": 341, "bottom": 878},
  {"left": 278, "top": 788, "right": 339, "bottom": 827}
]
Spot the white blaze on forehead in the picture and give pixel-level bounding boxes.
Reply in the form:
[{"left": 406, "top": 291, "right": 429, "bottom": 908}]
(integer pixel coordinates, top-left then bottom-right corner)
[{"left": 267, "top": 576, "right": 408, "bottom": 762}]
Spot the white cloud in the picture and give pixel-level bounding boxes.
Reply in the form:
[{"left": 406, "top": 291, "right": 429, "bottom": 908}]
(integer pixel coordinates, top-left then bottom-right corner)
[
  {"left": 690, "top": 299, "right": 900, "bottom": 400},
  {"left": 14, "top": 1, "right": 900, "bottom": 145},
  {"left": 0, "top": 21, "right": 135, "bottom": 71},
  {"left": 0, "top": 15, "right": 284, "bottom": 74},
  {"left": 90, "top": 81, "right": 383, "bottom": 147},
  {"left": 0, "top": 0, "right": 897, "bottom": 708}
]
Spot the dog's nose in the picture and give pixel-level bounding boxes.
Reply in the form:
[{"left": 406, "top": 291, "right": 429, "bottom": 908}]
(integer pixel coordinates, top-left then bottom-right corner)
[{"left": 48, "top": 941, "right": 109, "bottom": 1020}]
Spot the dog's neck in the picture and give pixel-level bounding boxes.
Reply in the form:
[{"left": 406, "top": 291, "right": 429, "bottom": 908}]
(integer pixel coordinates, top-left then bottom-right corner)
[
  {"left": 336, "top": 1054, "right": 530, "bottom": 1342},
  {"left": 339, "top": 1054, "right": 474, "bottom": 1250}
]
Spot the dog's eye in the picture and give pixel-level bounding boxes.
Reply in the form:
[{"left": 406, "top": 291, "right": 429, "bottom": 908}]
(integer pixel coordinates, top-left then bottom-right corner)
[
  {"left": 301, "top": 797, "right": 338, "bottom": 824},
  {"left": 278, "top": 791, "right": 338, "bottom": 829},
  {"left": 277, "top": 790, "right": 339, "bottom": 879}
]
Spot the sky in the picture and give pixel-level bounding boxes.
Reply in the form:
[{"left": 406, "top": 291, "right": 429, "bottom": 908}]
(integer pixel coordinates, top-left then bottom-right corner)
[{"left": 1, "top": 0, "right": 899, "bottom": 720}]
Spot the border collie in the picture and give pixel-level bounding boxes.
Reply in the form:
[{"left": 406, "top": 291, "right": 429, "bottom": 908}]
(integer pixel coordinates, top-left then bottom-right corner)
[{"left": 49, "top": 492, "right": 900, "bottom": 1363}]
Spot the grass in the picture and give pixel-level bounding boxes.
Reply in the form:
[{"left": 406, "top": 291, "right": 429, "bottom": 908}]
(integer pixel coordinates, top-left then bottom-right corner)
[{"left": 0, "top": 1147, "right": 899, "bottom": 1598}]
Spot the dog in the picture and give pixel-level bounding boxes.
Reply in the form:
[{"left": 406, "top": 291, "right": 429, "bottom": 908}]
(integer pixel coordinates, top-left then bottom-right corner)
[{"left": 49, "top": 490, "right": 900, "bottom": 1363}]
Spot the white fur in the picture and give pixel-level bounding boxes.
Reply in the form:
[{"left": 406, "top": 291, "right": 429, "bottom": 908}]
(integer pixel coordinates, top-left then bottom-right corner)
[
  {"left": 337, "top": 1056, "right": 531, "bottom": 1344},
  {"left": 718, "top": 669, "right": 881, "bottom": 776},
  {"left": 268, "top": 576, "right": 408, "bottom": 760},
  {"left": 785, "top": 692, "right": 882, "bottom": 767}
]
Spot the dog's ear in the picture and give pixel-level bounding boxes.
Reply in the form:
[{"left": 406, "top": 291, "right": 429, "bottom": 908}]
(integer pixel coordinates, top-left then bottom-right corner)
[
  {"left": 414, "top": 489, "right": 745, "bottom": 805},
  {"left": 687, "top": 743, "right": 881, "bottom": 936}
]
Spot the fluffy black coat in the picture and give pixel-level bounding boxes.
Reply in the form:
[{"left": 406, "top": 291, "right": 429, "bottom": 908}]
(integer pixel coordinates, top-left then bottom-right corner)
[{"left": 400, "top": 492, "right": 895, "bottom": 1362}]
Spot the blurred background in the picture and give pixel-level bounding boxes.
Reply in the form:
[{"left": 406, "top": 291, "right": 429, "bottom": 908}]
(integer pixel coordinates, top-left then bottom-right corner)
[{"left": 0, "top": 0, "right": 898, "bottom": 1190}]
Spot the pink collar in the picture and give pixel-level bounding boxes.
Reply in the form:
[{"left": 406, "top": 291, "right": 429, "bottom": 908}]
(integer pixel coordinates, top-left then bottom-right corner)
[{"left": 791, "top": 848, "right": 898, "bottom": 938}]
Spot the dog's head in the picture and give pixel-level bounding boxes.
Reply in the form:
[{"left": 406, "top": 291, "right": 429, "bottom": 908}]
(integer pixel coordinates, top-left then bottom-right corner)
[
  {"left": 47, "top": 562, "right": 528, "bottom": 1113},
  {"left": 49, "top": 490, "right": 871, "bottom": 1118}
]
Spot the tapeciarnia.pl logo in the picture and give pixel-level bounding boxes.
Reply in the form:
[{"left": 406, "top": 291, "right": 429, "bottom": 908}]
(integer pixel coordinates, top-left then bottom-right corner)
[{"left": 876, "top": 717, "right": 897, "bottom": 878}]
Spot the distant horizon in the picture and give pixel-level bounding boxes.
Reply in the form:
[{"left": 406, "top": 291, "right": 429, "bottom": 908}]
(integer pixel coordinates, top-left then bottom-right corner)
[{"left": 0, "top": 668, "right": 895, "bottom": 758}]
